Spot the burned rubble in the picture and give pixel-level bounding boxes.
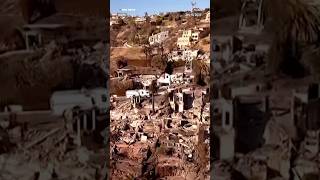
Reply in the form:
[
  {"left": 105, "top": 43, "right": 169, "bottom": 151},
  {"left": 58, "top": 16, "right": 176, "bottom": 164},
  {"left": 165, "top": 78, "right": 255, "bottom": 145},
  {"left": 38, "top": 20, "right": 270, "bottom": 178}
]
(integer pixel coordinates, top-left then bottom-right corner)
[
  {"left": 110, "top": 5, "right": 210, "bottom": 179},
  {"left": 212, "top": 0, "right": 320, "bottom": 179},
  {"left": 0, "top": 8, "right": 109, "bottom": 180}
]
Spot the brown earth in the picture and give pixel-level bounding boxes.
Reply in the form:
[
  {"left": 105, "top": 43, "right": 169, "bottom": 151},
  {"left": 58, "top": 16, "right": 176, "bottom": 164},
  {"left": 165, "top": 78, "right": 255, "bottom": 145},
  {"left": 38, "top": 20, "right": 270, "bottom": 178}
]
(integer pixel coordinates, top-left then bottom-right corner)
[
  {"left": 195, "top": 35, "right": 210, "bottom": 52},
  {"left": 110, "top": 79, "right": 134, "bottom": 96},
  {"left": 110, "top": 47, "right": 150, "bottom": 74},
  {"left": 111, "top": 47, "right": 145, "bottom": 60}
]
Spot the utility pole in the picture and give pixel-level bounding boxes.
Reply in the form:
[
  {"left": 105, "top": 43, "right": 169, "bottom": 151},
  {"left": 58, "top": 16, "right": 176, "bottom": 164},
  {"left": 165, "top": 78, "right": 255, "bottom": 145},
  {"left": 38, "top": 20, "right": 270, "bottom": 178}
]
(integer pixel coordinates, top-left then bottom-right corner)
[
  {"left": 191, "top": 0, "right": 197, "bottom": 25},
  {"left": 191, "top": 0, "right": 197, "bottom": 12}
]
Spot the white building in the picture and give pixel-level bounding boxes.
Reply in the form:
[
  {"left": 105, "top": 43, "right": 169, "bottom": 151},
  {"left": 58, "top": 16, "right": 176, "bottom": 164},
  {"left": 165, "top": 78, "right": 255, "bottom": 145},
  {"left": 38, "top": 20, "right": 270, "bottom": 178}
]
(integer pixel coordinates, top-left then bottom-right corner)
[
  {"left": 175, "top": 92, "right": 184, "bottom": 112},
  {"left": 177, "top": 37, "right": 191, "bottom": 49},
  {"left": 50, "top": 88, "right": 108, "bottom": 116},
  {"left": 191, "top": 31, "right": 200, "bottom": 41},
  {"left": 168, "top": 51, "right": 181, "bottom": 61},
  {"left": 126, "top": 89, "right": 150, "bottom": 98},
  {"left": 205, "top": 11, "right": 210, "bottom": 22},
  {"left": 136, "top": 75, "right": 157, "bottom": 89},
  {"left": 111, "top": 13, "right": 118, "bottom": 19},
  {"left": 213, "top": 98, "right": 235, "bottom": 161},
  {"left": 191, "top": 8, "right": 203, "bottom": 17},
  {"left": 177, "top": 29, "right": 201, "bottom": 49},
  {"left": 157, "top": 73, "right": 172, "bottom": 86},
  {"left": 110, "top": 20, "right": 118, "bottom": 26},
  {"left": 171, "top": 73, "right": 184, "bottom": 84},
  {"left": 182, "top": 30, "right": 200, "bottom": 41},
  {"left": 183, "top": 49, "right": 198, "bottom": 61},
  {"left": 149, "top": 31, "right": 169, "bottom": 45},
  {"left": 135, "top": 17, "right": 146, "bottom": 24},
  {"left": 168, "top": 49, "right": 199, "bottom": 62},
  {"left": 182, "top": 30, "right": 192, "bottom": 38}
]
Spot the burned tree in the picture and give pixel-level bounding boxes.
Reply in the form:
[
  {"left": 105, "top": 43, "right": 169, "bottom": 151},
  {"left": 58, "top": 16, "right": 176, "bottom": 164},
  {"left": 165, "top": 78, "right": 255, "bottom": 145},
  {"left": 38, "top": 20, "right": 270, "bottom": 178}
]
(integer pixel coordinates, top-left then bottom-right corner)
[
  {"left": 149, "top": 80, "right": 158, "bottom": 113},
  {"left": 143, "top": 45, "right": 153, "bottom": 66}
]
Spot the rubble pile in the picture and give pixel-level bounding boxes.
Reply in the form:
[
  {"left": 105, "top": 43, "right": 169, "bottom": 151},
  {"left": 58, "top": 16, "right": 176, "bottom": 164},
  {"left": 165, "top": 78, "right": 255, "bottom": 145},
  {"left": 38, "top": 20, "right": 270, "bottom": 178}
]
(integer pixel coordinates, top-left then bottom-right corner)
[
  {"left": 0, "top": 11, "right": 109, "bottom": 179},
  {"left": 212, "top": 1, "right": 320, "bottom": 179},
  {"left": 110, "top": 77, "right": 210, "bottom": 178},
  {"left": 110, "top": 7, "right": 210, "bottom": 179},
  {"left": 0, "top": 110, "right": 109, "bottom": 180}
]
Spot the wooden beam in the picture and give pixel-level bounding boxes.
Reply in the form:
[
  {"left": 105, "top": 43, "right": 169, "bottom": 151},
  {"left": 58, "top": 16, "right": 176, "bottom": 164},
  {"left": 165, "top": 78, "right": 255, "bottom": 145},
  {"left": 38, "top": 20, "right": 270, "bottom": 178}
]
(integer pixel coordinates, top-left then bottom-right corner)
[{"left": 25, "top": 127, "right": 60, "bottom": 149}]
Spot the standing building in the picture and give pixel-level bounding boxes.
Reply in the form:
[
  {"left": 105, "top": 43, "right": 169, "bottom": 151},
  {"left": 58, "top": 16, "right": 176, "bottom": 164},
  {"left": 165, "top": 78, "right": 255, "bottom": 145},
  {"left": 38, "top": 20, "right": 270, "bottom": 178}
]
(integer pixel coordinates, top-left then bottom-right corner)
[{"left": 149, "top": 31, "right": 169, "bottom": 45}]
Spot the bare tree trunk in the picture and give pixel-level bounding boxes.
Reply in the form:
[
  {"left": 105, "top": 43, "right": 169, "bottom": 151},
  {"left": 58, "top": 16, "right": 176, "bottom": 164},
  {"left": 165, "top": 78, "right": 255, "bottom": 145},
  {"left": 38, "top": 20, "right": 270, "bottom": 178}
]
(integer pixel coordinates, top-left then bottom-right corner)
[
  {"left": 152, "top": 93, "right": 155, "bottom": 113},
  {"left": 160, "top": 44, "right": 164, "bottom": 56}
]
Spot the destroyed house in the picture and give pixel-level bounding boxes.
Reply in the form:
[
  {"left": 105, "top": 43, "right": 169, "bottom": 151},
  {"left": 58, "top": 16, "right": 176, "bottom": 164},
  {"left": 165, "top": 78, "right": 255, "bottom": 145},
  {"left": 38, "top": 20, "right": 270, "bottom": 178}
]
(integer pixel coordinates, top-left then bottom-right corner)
[
  {"left": 292, "top": 84, "right": 320, "bottom": 138},
  {"left": 212, "top": 99, "right": 235, "bottom": 161},
  {"left": 306, "top": 100, "right": 320, "bottom": 130},
  {"left": 212, "top": 35, "right": 243, "bottom": 61},
  {"left": 159, "top": 137, "right": 181, "bottom": 148},
  {"left": 182, "top": 90, "right": 194, "bottom": 110},
  {"left": 117, "top": 65, "right": 162, "bottom": 77},
  {"left": 143, "top": 122, "right": 160, "bottom": 136},
  {"left": 212, "top": 98, "right": 233, "bottom": 129},
  {"left": 136, "top": 75, "right": 157, "bottom": 88},
  {"left": 239, "top": 0, "right": 265, "bottom": 33},
  {"left": 212, "top": 36, "right": 233, "bottom": 62},
  {"left": 156, "top": 157, "right": 183, "bottom": 177},
  {"left": 177, "top": 36, "right": 191, "bottom": 49},
  {"left": 168, "top": 50, "right": 198, "bottom": 62},
  {"left": 23, "top": 24, "right": 68, "bottom": 49},
  {"left": 202, "top": 103, "right": 210, "bottom": 123},
  {"left": 23, "top": 14, "right": 108, "bottom": 50},
  {"left": 183, "top": 49, "right": 199, "bottom": 60},
  {"left": 169, "top": 89, "right": 195, "bottom": 113},
  {"left": 157, "top": 73, "right": 172, "bottom": 86},
  {"left": 212, "top": 162, "right": 232, "bottom": 179},
  {"left": 168, "top": 50, "right": 183, "bottom": 61},
  {"left": 116, "top": 66, "right": 134, "bottom": 77},
  {"left": 212, "top": 126, "right": 235, "bottom": 161},
  {"left": 173, "top": 92, "right": 184, "bottom": 113},
  {"left": 233, "top": 95, "right": 269, "bottom": 154}
]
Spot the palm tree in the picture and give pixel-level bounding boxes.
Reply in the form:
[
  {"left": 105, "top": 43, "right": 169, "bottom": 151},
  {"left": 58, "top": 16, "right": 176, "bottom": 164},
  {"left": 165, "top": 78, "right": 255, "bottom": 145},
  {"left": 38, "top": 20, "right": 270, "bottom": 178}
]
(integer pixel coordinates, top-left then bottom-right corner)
[{"left": 264, "top": 0, "right": 320, "bottom": 76}]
